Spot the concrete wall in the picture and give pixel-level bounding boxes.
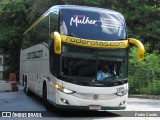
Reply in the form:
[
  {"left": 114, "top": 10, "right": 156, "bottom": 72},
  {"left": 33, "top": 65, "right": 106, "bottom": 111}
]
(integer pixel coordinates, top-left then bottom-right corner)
[{"left": 0, "top": 80, "right": 12, "bottom": 92}]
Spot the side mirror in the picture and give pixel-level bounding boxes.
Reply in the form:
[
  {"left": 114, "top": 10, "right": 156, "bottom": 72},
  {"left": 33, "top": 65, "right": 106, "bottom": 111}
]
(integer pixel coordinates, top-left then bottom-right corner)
[
  {"left": 51, "top": 32, "right": 61, "bottom": 54},
  {"left": 128, "top": 38, "right": 145, "bottom": 62}
]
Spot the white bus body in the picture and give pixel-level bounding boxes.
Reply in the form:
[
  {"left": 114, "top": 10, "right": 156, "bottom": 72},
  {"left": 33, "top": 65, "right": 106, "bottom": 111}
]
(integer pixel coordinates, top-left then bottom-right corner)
[{"left": 20, "top": 5, "right": 144, "bottom": 110}]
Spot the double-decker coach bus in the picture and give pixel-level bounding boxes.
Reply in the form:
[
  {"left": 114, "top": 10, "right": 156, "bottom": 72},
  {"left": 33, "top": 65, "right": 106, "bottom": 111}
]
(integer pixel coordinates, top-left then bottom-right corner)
[{"left": 20, "top": 5, "right": 145, "bottom": 110}]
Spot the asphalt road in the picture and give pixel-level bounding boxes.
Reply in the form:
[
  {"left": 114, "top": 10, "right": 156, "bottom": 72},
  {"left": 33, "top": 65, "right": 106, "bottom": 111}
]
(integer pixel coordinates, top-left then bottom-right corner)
[{"left": 0, "top": 85, "right": 160, "bottom": 120}]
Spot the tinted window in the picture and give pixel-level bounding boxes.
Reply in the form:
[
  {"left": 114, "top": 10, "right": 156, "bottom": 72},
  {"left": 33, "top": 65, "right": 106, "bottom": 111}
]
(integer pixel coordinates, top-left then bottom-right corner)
[
  {"left": 60, "top": 44, "right": 127, "bottom": 87},
  {"left": 50, "top": 12, "right": 59, "bottom": 35},
  {"left": 49, "top": 12, "right": 59, "bottom": 75},
  {"left": 34, "top": 16, "right": 49, "bottom": 44},
  {"left": 60, "top": 9, "right": 127, "bottom": 40},
  {"left": 22, "top": 15, "right": 49, "bottom": 48}
]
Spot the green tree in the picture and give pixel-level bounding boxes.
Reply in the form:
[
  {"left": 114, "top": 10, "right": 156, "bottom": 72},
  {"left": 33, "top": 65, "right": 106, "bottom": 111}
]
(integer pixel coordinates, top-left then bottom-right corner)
[
  {"left": 27, "top": 0, "right": 64, "bottom": 23},
  {"left": 0, "top": 0, "right": 31, "bottom": 79},
  {"left": 129, "top": 46, "right": 160, "bottom": 94}
]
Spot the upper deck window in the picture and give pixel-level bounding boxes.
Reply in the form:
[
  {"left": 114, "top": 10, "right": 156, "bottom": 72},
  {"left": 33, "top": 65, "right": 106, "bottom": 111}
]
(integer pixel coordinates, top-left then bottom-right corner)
[{"left": 60, "top": 9, "right": 127, "bottom": 40}]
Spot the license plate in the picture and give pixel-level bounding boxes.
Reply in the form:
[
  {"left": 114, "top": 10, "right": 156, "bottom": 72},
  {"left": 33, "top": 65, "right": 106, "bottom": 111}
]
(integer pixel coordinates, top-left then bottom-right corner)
[{"left": 89, "top": 105, "right": 101, "bottom": 110}]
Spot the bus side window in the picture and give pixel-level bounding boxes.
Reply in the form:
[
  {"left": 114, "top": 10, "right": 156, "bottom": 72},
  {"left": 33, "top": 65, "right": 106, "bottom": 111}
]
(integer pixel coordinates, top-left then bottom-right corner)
[
  {"left": 49, "top": 11, "right": 59, "bottom": 75},
  {"left": 50, "top": 12, "right": 59, "bottom": 40},
  {"left": 34, "top": 15, "right": 49, "bottom": 44}
]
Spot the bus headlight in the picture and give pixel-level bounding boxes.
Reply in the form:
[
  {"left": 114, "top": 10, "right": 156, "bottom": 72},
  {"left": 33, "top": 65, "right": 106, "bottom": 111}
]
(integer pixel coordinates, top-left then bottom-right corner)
[
  {"left": 115, "top": 90, "right": 128, "bottom": 96},
  {"left": 55, "top": 84, "right": 75, "bottom": 94},
  {"left": 63, "top": 88, "right": 75, "bottom": 94}
]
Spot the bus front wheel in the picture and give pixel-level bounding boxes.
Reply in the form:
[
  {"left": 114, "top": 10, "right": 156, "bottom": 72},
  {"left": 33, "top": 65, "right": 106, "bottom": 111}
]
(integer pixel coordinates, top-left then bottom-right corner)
[{"left": 43, "top": 84, "right": 51, "bottom": 110}]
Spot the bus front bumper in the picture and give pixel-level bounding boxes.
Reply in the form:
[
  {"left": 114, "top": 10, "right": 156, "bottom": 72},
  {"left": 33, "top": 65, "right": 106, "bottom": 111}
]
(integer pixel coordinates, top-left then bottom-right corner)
[
  {"left": 54, "top": 90, "right": 128, "bottom": 110},
  {"left": 54, "top": 104, "right": 126, "bottom": 110}
]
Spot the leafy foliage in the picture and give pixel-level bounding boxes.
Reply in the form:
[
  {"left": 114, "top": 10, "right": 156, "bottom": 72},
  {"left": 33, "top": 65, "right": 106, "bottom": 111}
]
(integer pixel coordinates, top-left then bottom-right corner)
[
  {"left": 129, "top": 46, "right": 160, "bottom": 94},
  {"left": 0, "top": 0, "right": 28, "bottom": 76},
  {"left": 26, "top": 0, "right": 65, "bottom": 23}
]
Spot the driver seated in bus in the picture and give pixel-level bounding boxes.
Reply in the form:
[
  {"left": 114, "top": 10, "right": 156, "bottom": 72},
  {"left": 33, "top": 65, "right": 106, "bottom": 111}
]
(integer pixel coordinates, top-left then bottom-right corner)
[{"left": 97, "top": 64, "right": 111, "bottom": 81}]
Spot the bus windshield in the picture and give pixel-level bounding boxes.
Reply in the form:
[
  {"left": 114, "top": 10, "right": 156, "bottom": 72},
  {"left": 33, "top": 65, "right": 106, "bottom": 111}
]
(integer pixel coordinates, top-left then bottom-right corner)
[
  {"left": 60, "top": 9, "right": 127, "bottom": 40},
  {"left": 60, "top": 44, "right": 127, "bottom": 87}
]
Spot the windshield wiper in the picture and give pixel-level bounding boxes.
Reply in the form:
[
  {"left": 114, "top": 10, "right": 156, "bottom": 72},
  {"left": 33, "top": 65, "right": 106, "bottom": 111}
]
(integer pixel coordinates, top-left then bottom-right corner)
[
  {"left": 104, "top": 76, "right": 114, "bottom": 81},
  {"left": 104, "top": 76, "right": 123, "bottom": 80},
  {"left": 103, "top": 76, "right": 125, "bottom": 84}
]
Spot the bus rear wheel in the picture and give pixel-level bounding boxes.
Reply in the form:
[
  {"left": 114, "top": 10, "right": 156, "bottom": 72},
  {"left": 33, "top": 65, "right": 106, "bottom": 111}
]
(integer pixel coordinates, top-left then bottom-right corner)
[{"left": 24, "top": 81, "right": 32, "bottom": 96}]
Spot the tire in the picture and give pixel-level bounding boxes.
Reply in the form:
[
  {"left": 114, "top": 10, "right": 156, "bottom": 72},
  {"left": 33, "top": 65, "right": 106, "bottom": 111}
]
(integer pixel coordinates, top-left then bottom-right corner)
[
  {"left": 22, "top": 76, "right": 24, "bottom": 86},
  {"left": 24, "top": 81, "right": 32, "bottom": 96},
  {"left": 43, "top": 84, "right": 51, "bottom": 110}
]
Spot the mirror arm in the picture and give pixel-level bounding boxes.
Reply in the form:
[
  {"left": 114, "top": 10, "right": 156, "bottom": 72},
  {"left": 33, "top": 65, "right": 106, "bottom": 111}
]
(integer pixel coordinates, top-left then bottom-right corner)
[
  {"left": 128, "top": 38, "right": 145, "bottom": 62},
  {"left": 51, "top": 32, "right": 61, "bottom": 54}
]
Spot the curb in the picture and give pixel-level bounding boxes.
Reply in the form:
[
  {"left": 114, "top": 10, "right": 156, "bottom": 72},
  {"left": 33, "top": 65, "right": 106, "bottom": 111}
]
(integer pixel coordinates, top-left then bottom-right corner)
[{"left": 129, "top": 94, "right": 160, "bottom": 100}]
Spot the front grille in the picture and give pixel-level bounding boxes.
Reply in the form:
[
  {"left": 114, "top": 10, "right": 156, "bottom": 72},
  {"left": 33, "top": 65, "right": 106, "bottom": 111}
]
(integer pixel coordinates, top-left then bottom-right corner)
[{"left": 73, "top": 92, "right": 118, "bottom": 100}]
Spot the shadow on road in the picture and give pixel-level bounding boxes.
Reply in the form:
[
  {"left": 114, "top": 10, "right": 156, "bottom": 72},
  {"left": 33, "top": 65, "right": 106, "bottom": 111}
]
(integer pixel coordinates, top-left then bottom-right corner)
[{"left": 51, "top": 110, "right": 120, "bottom": 117}]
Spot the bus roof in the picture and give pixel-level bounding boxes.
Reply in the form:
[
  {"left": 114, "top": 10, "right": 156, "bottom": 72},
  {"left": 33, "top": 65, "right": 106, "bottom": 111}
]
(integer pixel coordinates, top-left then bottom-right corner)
[{"left": 24, "top": 5, "right": 124, "bottom": 35}]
